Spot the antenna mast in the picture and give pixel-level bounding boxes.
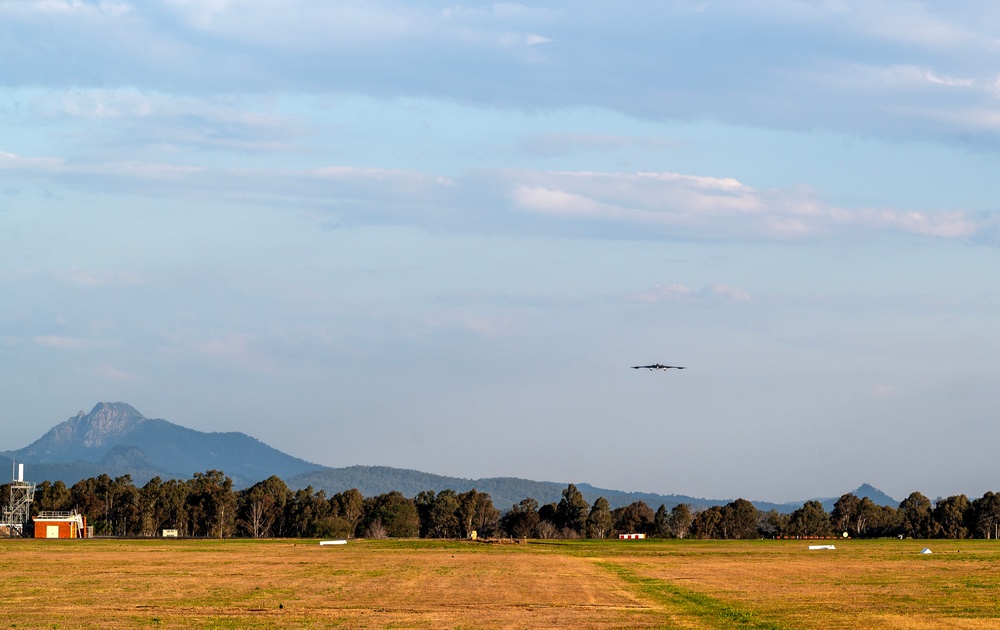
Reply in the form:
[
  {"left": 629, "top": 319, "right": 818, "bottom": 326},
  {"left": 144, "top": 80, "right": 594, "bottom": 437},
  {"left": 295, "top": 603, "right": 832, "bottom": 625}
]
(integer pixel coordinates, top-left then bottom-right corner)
[{"left": 3, "top": 460, "right": 35, "bottom": 538}]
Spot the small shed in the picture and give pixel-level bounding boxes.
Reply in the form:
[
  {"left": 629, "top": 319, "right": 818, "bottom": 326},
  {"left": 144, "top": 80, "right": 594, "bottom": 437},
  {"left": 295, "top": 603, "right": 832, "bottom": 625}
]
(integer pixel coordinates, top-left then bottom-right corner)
[
  {"left": 619, "top": 533, "right": 646, "bottom": 540},
  {"left": 33, "top": 511, "right": 88, "bottom": 539}
]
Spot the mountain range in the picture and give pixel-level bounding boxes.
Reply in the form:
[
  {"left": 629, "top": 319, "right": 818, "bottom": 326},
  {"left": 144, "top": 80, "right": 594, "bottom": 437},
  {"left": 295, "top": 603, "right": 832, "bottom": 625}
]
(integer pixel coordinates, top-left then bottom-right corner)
[{"left": 2, "top": 402, "right": 899, "bottom": 512}]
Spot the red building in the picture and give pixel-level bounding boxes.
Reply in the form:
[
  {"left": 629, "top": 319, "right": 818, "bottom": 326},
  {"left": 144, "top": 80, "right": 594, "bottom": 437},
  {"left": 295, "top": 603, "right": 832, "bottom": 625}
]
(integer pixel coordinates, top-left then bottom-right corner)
[{"left": 33, "top": 511, "right": 89, "bottom": 539}]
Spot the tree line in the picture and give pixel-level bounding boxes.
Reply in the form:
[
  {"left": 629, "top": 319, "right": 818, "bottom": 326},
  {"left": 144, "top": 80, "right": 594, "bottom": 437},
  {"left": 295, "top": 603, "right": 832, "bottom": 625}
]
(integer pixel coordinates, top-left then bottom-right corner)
[{"left": 8, "top": 471, "right": 1000, "bottom": 540}]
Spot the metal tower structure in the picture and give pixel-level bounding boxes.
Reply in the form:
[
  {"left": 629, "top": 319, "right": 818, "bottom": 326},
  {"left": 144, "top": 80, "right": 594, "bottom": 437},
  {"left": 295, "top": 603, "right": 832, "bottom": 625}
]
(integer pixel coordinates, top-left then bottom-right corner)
[{"left": 3, "top": 463, "right": 35, "bottom": 538}]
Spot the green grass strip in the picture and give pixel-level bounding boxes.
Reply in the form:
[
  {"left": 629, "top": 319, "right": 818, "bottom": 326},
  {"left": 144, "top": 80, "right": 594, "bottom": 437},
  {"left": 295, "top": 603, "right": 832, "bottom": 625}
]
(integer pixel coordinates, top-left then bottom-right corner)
[{"left": 599, "top": 562, "right": 788, "bottom": 629}]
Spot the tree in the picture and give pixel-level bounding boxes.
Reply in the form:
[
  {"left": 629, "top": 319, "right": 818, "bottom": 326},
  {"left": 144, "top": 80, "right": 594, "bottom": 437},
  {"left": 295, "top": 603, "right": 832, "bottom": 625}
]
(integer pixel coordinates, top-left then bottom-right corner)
[
  {"left": 502, "top": 498, "right": 540, "bottom": 539},
  {"left": 586, "top": 497, "right": 613, "bottom": 539},
  {"left": 537, "top": 520, "right": 558, "bottom": 539},
  {"left": 107, "top": 475, "right": 140, "bottom": 536},
  {"left": 932, "top": 495, "right": 971, "bottom": 539},
  {"left": 284, "top": 487, "right": 331, "bottom": 537},
  {"left": 972, "top": 491, "right": 1000, "bottom": 540},
  {"left": 898, "top": 492, "right": 933, "bottom": 539},
  {"left": 361, "top": 492, "right": 419, "bottom": 538},
  {"left": 426, "top": 490, "right": 461, "bottom": 538},
  {"left": 538, "top": 502, "right": 559, "bottom": 536},
  {"left": 669, "top": 503, "right": 693, "bottom": 539},
  {"left": 70, "top": 476, "right": 106, "bottom": 532},
  {"left": 187, "top": 470, "right": 237, "bottom": 538},
  {"left": 691, "top": 506, "right": 722, "bottom": 539},
  {"left": 851, "top": 497, "right": 883, "bottom": 538},
  {"left": 720, "top": 499, "right": 759, "bottom": 539},
  {"left": 238, "top": 476, "right": 289, "bottom": 538},
  {"left": 652, "top": 505, "right": 670, "bottom": 538},
  {"left": 331, "top": 488, "right": 365, "bottom": 537},
  {"left": 457, "top": 489, "right": 500, "bottom": 538},
  {"left": 759, "top": 509, "right": 788, "bottom": 538},
  {"left": 136, "top": 477, "right": 191, "bottom": 537},
  {"left": 787, "top": 501, "right": 833, "bottom": 537},
  {"left": 310, "top": 515, "right": 355, "bottom": 538},
  {"left": 34, "top": 481, "right": 72, "bottom": 514},
  {"left": 831, "top": 493, "right": 859, "bottom": 536},
  {"left": 556, "top": 484, "right": 589, "bottom": 536},
  {"left": 870, "top": 503, "right": 901, "bottom": 538},
  {"left": 614, "top": 501, "right": 655, "bottom": 537},
  {"left": 158, "top": 479, "right": 192, "bottom": 536}
]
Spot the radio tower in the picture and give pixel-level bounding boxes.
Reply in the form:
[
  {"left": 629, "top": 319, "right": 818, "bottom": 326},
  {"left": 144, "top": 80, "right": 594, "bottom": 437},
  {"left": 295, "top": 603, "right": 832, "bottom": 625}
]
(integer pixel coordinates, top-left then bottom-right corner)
[{"left": 3, "top": 462, "right": 35, "bottom": 537}]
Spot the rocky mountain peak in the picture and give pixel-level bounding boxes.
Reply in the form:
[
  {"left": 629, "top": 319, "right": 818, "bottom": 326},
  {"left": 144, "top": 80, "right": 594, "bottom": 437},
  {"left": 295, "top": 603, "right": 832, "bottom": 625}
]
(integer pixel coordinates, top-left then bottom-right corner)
[{"left": 67, "top": 402, "right": 148, "bottom": 448}]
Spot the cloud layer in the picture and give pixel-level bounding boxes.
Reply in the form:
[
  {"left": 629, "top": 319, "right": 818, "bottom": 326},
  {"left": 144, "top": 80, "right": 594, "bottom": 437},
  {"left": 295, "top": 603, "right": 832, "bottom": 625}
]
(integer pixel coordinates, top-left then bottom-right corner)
[{"left": 4, "top": 1, "right": 1000, "bottom": 147}]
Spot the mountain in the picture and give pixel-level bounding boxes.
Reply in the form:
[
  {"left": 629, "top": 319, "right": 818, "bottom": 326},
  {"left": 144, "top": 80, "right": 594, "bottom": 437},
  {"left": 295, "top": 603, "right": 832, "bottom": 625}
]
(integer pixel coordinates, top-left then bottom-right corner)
[
  {"left": 814, "top": 483, "right": 900, "bottom": 512},
  {"left": 3, "top": 402, "right": 321, "bottom": 488},
  {"left": 286, "top": 465, "right": 796, "bottom": 512},
  {"left": 3, "top": 402, "right": 900, "bottom": 513}
]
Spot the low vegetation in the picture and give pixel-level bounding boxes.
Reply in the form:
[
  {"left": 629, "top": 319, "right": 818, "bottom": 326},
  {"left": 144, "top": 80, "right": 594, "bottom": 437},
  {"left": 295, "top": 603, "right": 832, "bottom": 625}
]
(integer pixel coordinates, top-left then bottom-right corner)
[{"left": 2, "top": 537, "right": 1000, "bottom": 628}]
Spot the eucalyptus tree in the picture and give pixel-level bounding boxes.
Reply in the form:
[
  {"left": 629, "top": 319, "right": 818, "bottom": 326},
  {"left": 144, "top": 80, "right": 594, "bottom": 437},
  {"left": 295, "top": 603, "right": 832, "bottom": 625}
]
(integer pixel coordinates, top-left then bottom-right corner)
[
  {"left": 458, "top": 489, "right": 500, "bottom": 538},
  {"left": 652, "top": 505, "right": 670, "bottom": 538},
  {"left": 284, "top": 486, "right": 331, "bottom": 537},
  {"left": 691, "top": 506, "right": 723, "bottom": 539},
  {"left": 759, "top": 509, "right": 788, "bottom": 538},
  {"left": 831, "top": 493, "right": 860, "bottom": 535},
  {"left": 669, "top": 503, "right": 693, "bottom": 539},
  {"left": 556, "top": 484, "right": 589, "bottom": 536},
  {"left": 787, "top": 500, "right": 833, "bottom": 537},
  {"left": 33, "top": 481, "right": 72, "bottom": 514},
  {"left": 613, "top": 501, "right": 655, "bottom": 537},
  {"left": 501, "top": 498, "right": 540, "bottom": 538},
  {"left": 186, "top": 470, "right": 237, "bottom": 538},
  {"left": 720, "top": 498, "right": 759, "bottom": 539},
  {"left": 137, "top": 476, "right": 185, "bottom": 537},
  {"left": 331, "top": 488, "right": 365, "bottom": 535},
  {"left": 238, "top": 475, "right": 289, "bottom": 538},
  {"left": 426, "top": 490, "right": 461, "bottom": 538},
  {"left": 898, "top": 492, "right": 934, "bottom": 538},
  {"left": 932, "top": 495, "right": 972, "bottom": 539},
  {"left": 972, "top": 491, "right": 1000, "bottom": 540},
  {"left": 586, "top": 497, "right": 614, "bottom": 539},
  {"left": 360, "top": 491, "right": 419, "bottom": 538},
  {"left": 69, "top": 476, "right": 107, "bottom": 531}
]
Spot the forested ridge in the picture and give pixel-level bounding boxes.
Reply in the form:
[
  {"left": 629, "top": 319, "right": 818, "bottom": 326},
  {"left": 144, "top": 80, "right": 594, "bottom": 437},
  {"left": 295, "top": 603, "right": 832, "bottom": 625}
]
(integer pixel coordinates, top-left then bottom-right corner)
[{"left": 11, "top": 471, "right": 1000, "bottom": 540}]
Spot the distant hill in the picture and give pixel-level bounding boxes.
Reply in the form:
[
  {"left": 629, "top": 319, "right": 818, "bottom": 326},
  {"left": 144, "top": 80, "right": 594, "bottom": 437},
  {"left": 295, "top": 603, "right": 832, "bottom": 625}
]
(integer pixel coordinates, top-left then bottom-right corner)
[
  {"left": 3, "top": 402, "right": 320, "bottom": 488},
  {"left": 2, "top": 402, "right": 899, "bottom": 513},
  {"left": 286, "top": 465, "right": 800, "bottom": 512},
  {"left": 814, "top": 483, "right": 900, "bottom": 512}
]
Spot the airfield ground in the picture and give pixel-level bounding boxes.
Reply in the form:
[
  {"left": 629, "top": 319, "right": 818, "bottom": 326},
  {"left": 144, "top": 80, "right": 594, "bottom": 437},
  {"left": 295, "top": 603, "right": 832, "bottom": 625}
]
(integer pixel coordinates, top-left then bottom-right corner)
[{"left": 1, "top": 537, "right": 998, "bottom": 628}]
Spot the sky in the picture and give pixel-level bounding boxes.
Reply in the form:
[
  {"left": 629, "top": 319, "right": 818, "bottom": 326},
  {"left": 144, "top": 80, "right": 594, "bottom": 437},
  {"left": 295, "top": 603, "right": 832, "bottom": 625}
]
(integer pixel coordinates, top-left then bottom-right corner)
[{"left": 2, "top": 0, "right": 1000, "bottom": 504}]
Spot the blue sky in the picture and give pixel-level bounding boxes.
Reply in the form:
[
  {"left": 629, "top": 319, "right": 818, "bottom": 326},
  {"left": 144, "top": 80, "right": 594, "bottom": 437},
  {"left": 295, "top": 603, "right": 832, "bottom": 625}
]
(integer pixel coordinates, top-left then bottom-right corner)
[{"left": 2, "top": 0, "right": 1000, "bottom": 503}]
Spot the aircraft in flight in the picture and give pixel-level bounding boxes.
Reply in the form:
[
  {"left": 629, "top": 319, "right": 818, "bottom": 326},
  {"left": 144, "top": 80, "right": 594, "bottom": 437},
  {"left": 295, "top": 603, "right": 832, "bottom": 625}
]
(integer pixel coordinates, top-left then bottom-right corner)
[{"left": 631, "top": 364, "right": 686, "bottom": 371}]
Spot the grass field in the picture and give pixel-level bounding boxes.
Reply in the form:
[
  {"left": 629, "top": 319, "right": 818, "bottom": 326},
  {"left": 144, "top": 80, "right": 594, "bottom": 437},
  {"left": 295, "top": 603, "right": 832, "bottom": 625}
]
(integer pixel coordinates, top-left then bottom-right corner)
[{"left": 1, "top": 537, "right": 999, "bottom": 628}]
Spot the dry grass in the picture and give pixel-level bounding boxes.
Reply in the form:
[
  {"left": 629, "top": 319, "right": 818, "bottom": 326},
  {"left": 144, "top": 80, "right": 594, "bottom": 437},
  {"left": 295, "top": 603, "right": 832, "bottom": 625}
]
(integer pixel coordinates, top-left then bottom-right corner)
[{"left": 0, "top": 538, "right": 998, "bottom": 628}]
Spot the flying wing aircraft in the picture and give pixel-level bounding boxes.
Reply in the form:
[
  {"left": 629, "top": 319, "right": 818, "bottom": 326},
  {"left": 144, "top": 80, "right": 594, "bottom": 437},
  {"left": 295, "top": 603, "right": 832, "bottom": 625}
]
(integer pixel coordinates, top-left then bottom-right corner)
[{"left": 631, "top": 364, "right": 686, "bottom": 371}]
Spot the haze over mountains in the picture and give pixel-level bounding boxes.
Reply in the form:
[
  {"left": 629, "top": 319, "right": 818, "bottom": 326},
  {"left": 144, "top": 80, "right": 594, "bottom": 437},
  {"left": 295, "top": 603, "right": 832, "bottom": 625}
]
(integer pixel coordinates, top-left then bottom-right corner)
[{"left": 2, "top": 402, "right": 898, "bottom": 512}]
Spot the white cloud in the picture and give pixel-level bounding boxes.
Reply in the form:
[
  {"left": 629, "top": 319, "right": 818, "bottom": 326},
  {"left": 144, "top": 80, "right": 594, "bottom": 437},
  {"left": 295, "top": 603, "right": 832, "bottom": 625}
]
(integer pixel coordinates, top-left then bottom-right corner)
[
  {"left": 2, "top": 141, "right": 992, "bottom": 241},
  {"left": 508, "top": 170, "right": 986, "bottom": 240},
  {"left": 2, "top": 0, "right": 1000, "bottom": 147},
  {"left": 706, "top": 284, "right": 753, "bottom": 304}
]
